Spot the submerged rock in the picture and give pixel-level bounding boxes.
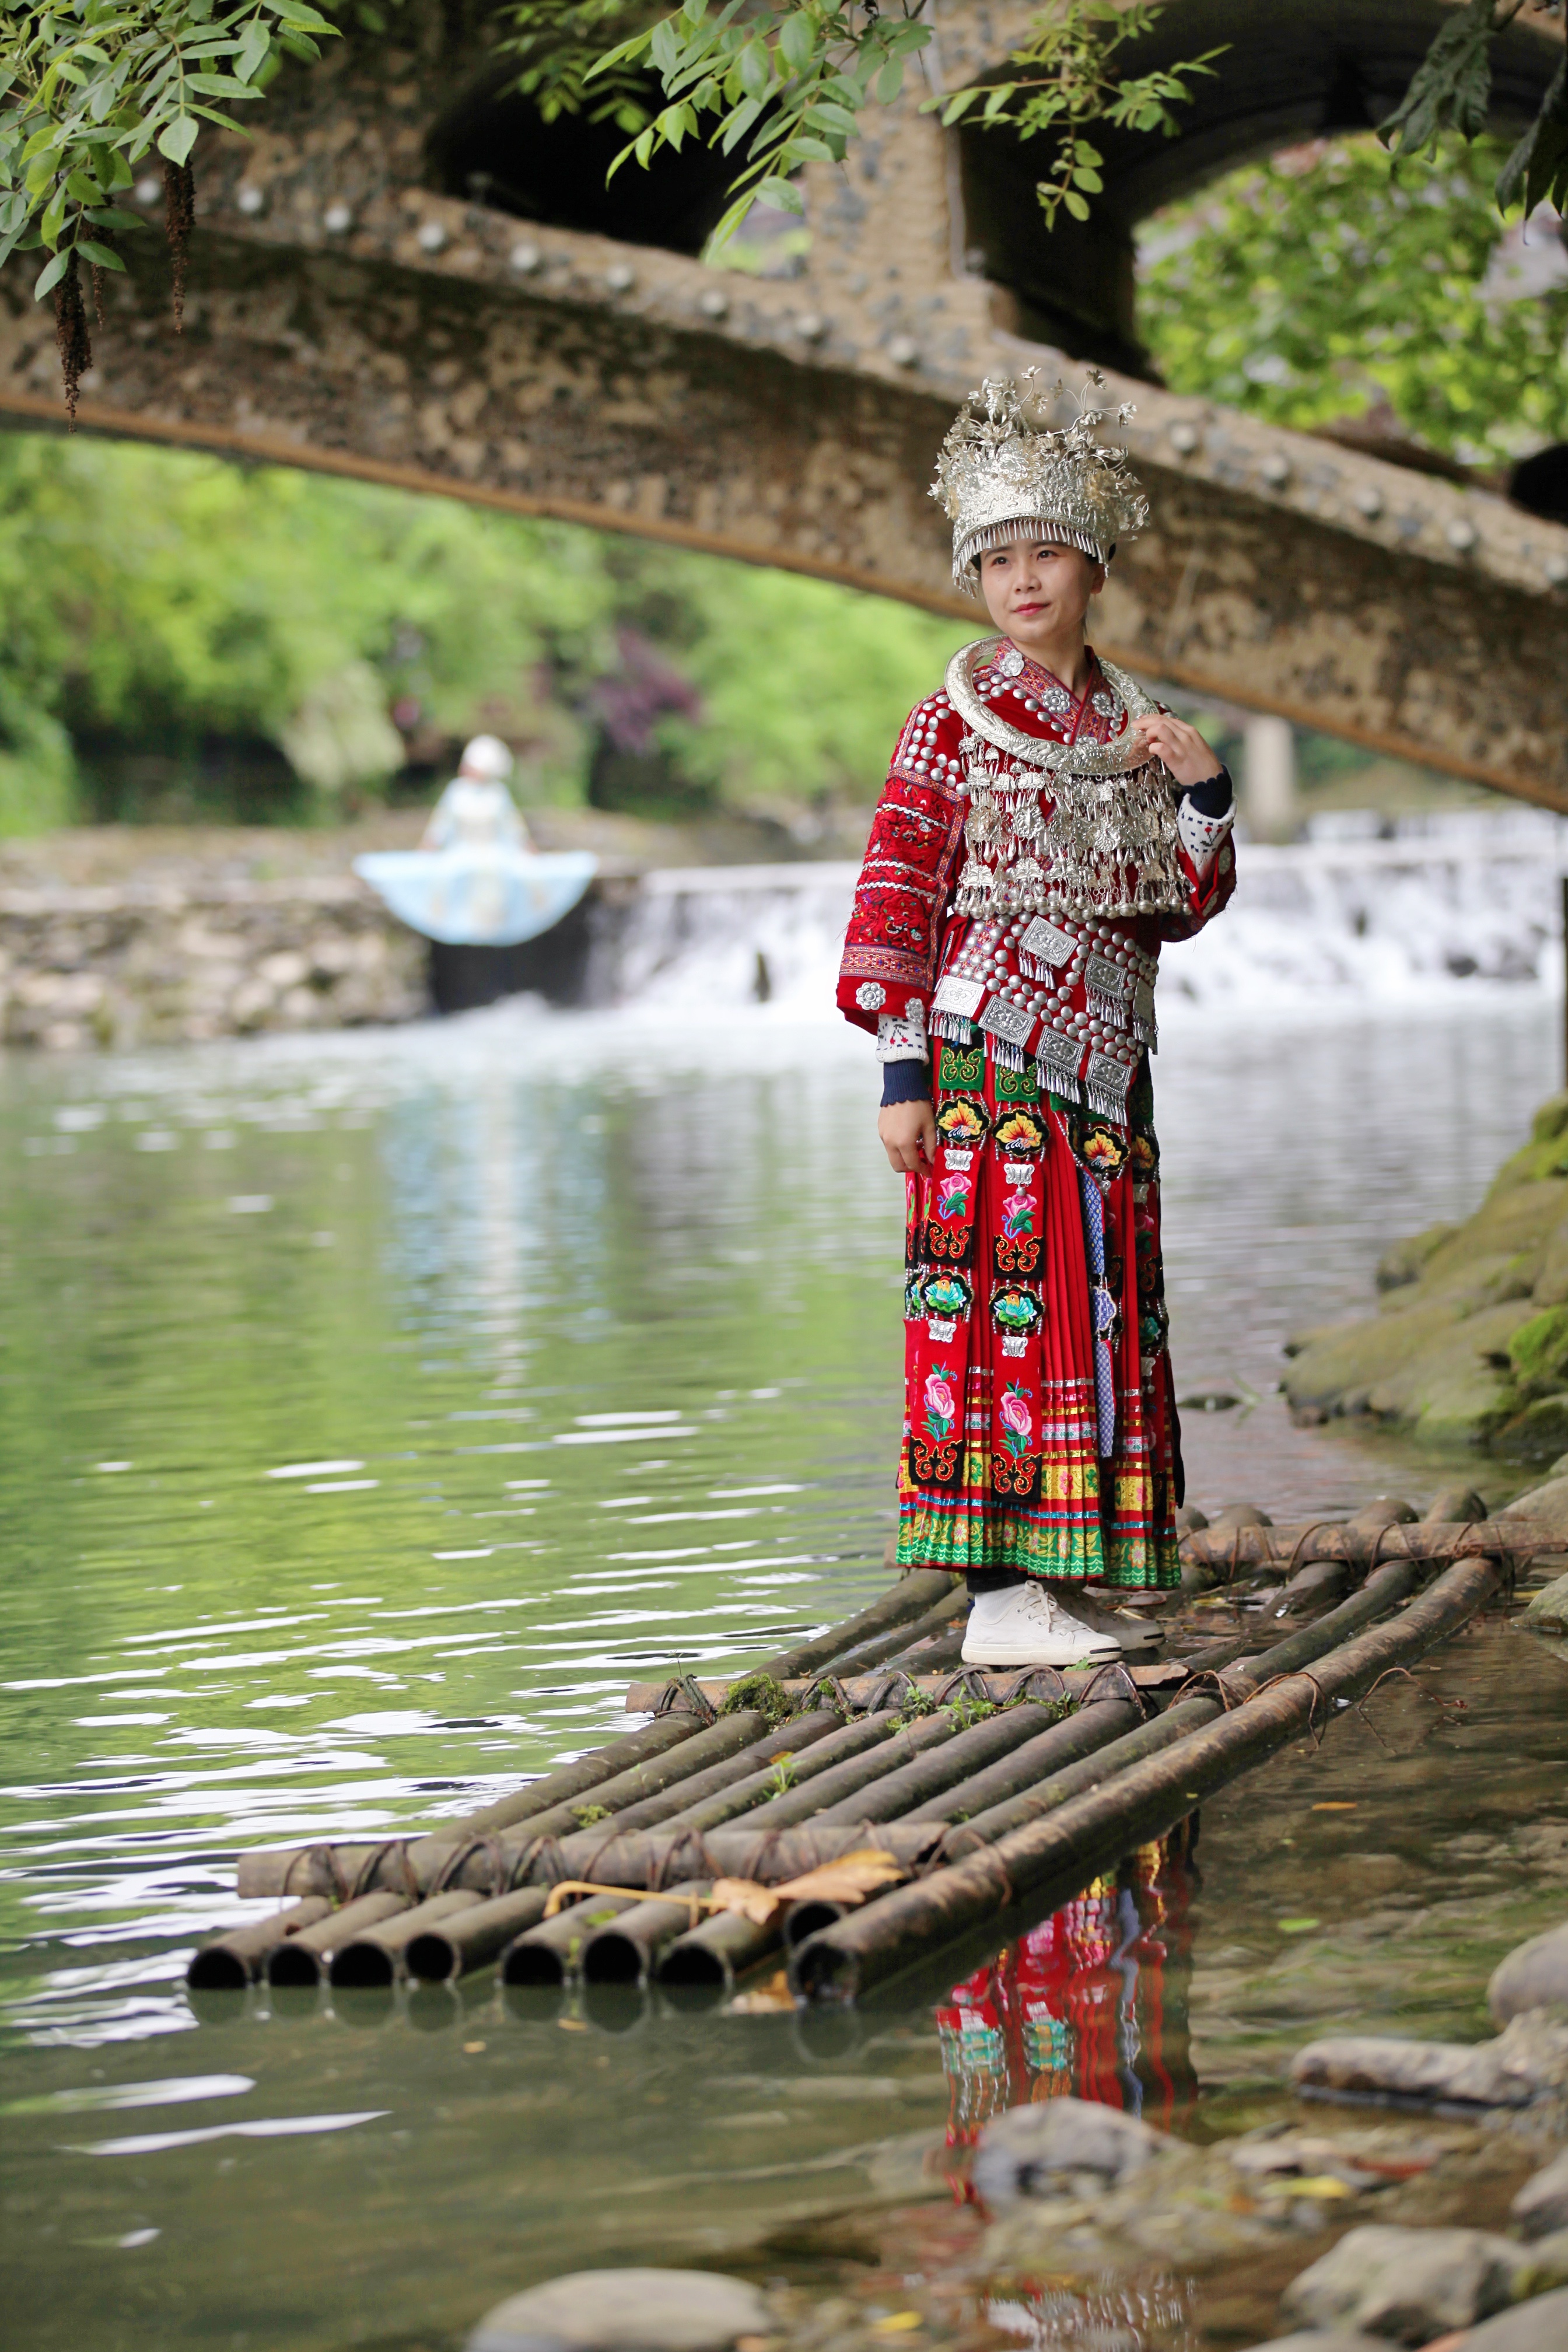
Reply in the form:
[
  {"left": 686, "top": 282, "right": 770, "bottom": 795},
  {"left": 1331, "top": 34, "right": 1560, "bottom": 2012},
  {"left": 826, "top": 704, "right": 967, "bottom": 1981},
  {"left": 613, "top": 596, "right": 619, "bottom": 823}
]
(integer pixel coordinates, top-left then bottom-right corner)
[
  {"left": 971, "top": 2096, "right": 1168, "bottom": 2205},
  {"left": 1522, "top": 1573, "right": 1568, "bottom": 1633},
  {"left": 1490, "top": 1919, "right": 1568, "bottom": 2023},
  {"left": 1279, "top": 2222, "right": 1537, "bottom": 2340},
  {"left": 467, "top": 2270, "right": 774, "bottom": 2352},
  {"left": 1515, "top": 2149, "right": 1568, "bottom": 2241},
  {"left": 1292, "top": 2009, "right": 1568, "bottom": 2109}
]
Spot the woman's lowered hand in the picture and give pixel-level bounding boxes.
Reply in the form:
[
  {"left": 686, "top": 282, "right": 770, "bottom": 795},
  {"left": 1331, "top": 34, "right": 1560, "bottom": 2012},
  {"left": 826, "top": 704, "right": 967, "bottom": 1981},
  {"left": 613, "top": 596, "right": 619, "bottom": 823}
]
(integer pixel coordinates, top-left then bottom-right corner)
[
  {"left": 1130, "top": 712, "right": 1223, "bottom": 788},
  {"left": 878, "top": 1099, "right": 937, "bottom": 1174}
]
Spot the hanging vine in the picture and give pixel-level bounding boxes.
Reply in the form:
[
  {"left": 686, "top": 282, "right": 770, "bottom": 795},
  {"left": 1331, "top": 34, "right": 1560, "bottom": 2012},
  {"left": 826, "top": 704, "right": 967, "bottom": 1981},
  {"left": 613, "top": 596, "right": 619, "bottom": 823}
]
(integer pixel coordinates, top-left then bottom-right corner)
[{"left": 0, "top": 0, "right": 337, "bottom": 421}]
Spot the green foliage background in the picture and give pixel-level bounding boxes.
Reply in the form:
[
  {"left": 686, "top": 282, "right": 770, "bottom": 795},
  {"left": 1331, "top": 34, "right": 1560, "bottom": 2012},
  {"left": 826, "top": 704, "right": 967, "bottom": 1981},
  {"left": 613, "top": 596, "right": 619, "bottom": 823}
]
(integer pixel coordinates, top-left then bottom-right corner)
[
  {"left": 1138, "top": 134, "right": 1568, "bottom": 465},
  {"left": 0, "top": 428, "right": 967, "bottom": 834}
]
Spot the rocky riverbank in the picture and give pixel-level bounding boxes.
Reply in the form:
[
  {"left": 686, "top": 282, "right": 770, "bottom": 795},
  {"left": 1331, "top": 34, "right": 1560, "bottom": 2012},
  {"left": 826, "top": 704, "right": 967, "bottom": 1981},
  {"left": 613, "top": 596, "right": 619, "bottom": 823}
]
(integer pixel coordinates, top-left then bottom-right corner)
[
  {"left": 460, "top": 1909, "right": 1568, "bottom": 2352},
  {"left": 459, "top": 1912, "right": 1568, "bottom": 2350},
  {"left": 1284, "top": 1092, "right": 1568, "bottom": 1464}
]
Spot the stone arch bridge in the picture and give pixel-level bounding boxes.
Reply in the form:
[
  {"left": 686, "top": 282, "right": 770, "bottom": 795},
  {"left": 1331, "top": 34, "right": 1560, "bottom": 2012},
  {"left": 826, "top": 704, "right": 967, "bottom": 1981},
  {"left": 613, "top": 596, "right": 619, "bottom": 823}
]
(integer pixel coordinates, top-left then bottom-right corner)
[{"left": 2, "top": 0, "right": 1565, "bottom": 807}]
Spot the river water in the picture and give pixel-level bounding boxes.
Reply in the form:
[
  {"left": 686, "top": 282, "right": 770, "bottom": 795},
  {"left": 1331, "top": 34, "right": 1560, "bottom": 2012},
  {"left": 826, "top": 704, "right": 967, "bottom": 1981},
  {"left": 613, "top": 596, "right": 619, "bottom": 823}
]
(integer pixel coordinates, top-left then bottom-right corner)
[{"left": 2, "top": 828, "right": 1566, "bottom": 2351}]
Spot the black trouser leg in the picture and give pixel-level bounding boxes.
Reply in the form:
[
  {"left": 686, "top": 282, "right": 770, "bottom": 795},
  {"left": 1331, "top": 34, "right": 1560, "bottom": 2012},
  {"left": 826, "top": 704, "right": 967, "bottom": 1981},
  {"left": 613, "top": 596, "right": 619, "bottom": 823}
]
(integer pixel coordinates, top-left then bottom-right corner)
[{"left": 966, "top": 1567, "right": 1027, "bottom": 1598}]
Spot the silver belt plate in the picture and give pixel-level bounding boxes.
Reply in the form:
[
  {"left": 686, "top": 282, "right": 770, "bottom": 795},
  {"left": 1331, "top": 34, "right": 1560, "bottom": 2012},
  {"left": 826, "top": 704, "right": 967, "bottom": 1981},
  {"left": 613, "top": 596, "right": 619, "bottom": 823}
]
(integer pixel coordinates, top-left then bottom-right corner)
[
  {"left": 1084, "top": 1051, "right": 1133, "bottom": 1101},
  {"left": 1020, "top": 916, "right": 1075, "bottom": 967},
  {"left": 979, "top": 997, "right": 1034, "bottom": 1046},
  {"left": 1085, "top": 953, "right": 1133, "bottom": 1002},
  {"left": 1035, "top": 1025, "right": 1082, "bottom": 1075},
  {"left": 932, "top": 973, "right": 985, "bottom": 1017}
]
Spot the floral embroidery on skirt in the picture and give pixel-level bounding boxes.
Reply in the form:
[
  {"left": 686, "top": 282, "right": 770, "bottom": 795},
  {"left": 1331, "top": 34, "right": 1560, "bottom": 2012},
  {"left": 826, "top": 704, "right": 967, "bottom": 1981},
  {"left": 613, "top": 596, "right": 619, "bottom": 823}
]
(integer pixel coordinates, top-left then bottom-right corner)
[{"left": 895, "top": 1042, "right": 1181, "bottom": 1588}]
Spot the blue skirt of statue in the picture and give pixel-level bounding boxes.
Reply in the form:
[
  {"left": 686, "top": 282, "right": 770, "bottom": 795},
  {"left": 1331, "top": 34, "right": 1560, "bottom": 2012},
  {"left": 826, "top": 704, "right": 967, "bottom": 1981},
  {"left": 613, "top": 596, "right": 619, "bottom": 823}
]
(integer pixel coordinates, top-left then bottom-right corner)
[
  {"left": 352, "top": 775, "right": 597, "bottom": 947},
  {"left": 353, "top": 847, "right": 598, "bottom": 947}
]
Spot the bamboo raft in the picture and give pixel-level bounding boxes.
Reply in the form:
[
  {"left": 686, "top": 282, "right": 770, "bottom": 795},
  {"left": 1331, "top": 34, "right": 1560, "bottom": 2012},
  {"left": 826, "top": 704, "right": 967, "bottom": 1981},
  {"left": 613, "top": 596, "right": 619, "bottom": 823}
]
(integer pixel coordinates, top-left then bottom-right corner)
[{"left": 191, "top": 1514, "right": 1556, "bottom": 2007}]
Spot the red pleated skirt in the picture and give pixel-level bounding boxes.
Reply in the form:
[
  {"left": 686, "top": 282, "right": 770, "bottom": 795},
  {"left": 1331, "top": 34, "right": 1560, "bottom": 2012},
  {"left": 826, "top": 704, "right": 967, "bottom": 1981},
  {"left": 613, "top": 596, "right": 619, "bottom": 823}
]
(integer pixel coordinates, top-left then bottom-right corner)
[{"left": 895, "top": 1035, "right": 1181, "bottom": 1588}]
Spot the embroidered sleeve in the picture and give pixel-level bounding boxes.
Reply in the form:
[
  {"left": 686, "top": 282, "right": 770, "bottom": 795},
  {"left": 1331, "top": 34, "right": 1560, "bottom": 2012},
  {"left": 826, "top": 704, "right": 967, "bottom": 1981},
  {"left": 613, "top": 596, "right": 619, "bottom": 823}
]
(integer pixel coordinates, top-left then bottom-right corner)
[
  {"left": 837, "top": 690, "right": 968, "bottom": 1035},
  {"left": 1177, "top": 790, "right": 1234, "bottom": 874},
  {"left": 876, "top": 1001, "right": 928, "bottom": 1063}
]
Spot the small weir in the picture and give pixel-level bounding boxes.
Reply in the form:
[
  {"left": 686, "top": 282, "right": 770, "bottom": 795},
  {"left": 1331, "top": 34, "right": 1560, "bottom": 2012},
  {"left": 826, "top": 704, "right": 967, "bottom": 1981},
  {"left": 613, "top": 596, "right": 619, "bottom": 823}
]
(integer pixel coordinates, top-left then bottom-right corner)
[{"left": 191, "top": 1514, "right": 1551, "bottom": 2007}]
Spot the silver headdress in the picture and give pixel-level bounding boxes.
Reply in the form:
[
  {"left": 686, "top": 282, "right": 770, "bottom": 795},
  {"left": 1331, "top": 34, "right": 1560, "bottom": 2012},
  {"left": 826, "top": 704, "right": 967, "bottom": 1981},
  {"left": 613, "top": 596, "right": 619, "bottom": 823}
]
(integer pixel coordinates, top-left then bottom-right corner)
[{"left": 931, "top": 369, "right": 1150, "bottom": 592}]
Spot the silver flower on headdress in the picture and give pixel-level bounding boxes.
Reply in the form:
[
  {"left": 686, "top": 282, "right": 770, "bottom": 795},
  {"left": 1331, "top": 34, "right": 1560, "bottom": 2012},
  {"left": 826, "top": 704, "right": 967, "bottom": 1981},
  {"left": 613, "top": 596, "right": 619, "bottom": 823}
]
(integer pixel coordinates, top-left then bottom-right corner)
[{"left": 930, "top": 369, "right": 1149, "bottom": 592}]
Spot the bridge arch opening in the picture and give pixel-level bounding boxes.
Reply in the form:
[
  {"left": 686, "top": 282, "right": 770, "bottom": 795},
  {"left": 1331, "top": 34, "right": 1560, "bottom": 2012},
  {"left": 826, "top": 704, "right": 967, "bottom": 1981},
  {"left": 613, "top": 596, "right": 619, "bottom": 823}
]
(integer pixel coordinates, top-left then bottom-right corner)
[
  {"left": 956, "top": 0, "right": 1562, "bottom": 376},
  {"left": 426, "top": 69, "right": 746, "bottom": 256}
]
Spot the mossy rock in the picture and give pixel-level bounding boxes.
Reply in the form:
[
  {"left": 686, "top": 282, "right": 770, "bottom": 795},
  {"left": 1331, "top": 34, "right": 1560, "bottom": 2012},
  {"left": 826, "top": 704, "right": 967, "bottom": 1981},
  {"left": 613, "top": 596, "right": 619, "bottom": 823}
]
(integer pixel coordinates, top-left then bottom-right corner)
[
  {"left": 1492, "top": 1395, "right": 1568, "bottom": 1463},
  {"left": 1376, "top": 1222, "right": 1456, "bottom": 1293},
  {"left": 1532, "top": 1093, "right": 1568, "bottom": 1145},
  {"left": 1510, "top": 1304, "right": 1568, "bottom": 1391}
]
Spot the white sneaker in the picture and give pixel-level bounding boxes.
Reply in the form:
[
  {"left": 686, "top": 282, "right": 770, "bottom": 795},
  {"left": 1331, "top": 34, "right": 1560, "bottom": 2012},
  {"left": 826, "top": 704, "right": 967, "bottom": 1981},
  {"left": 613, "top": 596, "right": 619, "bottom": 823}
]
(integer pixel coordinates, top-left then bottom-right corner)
[{"left": 961, "top": 1581, "right": 1121, "bottom": 1667}]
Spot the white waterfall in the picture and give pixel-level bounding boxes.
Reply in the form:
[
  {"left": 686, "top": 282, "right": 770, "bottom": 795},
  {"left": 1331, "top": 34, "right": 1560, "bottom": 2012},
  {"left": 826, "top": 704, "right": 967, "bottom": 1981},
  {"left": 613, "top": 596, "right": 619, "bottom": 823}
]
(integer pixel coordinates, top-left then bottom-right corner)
[{"left": 613, "top": 813, "right": 1567, "bottom": 1024}]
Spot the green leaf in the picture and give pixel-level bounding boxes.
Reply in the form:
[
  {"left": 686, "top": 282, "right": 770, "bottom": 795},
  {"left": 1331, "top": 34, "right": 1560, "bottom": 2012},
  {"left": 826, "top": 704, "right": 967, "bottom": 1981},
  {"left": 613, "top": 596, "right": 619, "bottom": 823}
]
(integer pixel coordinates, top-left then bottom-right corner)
[
  {"left": 1072, "top": 164, "right": 1103, "bottom": 191},
  {"left": 752, "top": 174, "right": 803, "bottom": 214},
  {"left": 158, "top": 113, "right": 199, "bottom": 163},
  {"left": 776, "top": 12, "right": 815, "bottom": 77},
  {"left": 76, "top": 237, "right": 124, "bottom": 270},
  {"left": 1496, "top": 54, "right": 1568, "bottom": 216},
  {"left": 737, "top": 40, "right": 771, "bottom": 98},
  {"left": 33, "top": 247, "right": 71, "bottom": 300},
  {"left": 1061, "top": 188, "right": 1091, "bottom": 220},
  {"left": 1377, "top": 0, "right": 1493, "bottom": 159},
  {"left": 236, "top": 20, "right": 272, "bottom": 82},
  {"left": 266, "top": 0, "right": 335, "bottom": 30},
  {"left": 876, "top": 57, "right": 902, "bottom": 104}
]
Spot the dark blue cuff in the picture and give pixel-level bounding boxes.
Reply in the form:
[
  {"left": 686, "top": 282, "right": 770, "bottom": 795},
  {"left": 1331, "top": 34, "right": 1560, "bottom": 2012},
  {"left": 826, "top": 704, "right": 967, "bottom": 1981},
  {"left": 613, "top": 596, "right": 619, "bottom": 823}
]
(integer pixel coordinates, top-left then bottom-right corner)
[
  {"left": 880, "top": 1058, "right": 932, "bottom": 1107},
  {"left": 1184, "top": 765, "right": 1234, "bottom": 819}
]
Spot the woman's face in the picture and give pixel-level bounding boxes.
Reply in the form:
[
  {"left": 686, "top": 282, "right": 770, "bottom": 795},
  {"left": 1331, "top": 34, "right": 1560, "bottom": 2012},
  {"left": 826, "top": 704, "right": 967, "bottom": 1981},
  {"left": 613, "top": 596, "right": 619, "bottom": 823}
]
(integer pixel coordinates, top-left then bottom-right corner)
[{"left": 978, "top": 537, "right": 1104, "bottom": 644}]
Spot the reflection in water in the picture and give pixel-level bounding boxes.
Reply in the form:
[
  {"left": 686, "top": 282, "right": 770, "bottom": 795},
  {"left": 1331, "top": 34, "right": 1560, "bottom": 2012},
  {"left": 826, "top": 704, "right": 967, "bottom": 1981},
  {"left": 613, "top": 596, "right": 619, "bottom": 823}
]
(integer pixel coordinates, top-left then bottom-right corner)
[{"left": 939, "top": 1828, "right": 1198, "bottom": 2157}]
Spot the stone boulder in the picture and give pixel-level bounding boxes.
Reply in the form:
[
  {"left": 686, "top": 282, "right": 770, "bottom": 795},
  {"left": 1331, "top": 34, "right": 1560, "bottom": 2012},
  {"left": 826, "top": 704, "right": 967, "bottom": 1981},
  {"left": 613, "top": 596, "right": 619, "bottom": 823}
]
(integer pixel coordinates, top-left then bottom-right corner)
[
  {"left": 467, "top": 2270, "right": 774, "bottom": 2352},
  {"left": 1523, "top": 1574, "right": 1568, "bottom": 1633},
  {"left": 1290, "top": 2019, "right": 1549, "bottom": 2109},
  {"left": 1490, "top": 1920, "right": 1568, "bottom": 2024},
  {"left": 971, "top": 2096, "right": 1169, "bottom": 2206},
  {"left": 1279, "top": 2224, "right": 1535, "bottom": 2340},
  {"left": 1515, "top": 2150, "right": 1568, "bottom": 2241},
  {"left": 1500, "top": 1477, "right": 1568, "bottom": 1535},
  {"left": 1461, "top": 2284, "right": 1568, "bottom": 2350}
]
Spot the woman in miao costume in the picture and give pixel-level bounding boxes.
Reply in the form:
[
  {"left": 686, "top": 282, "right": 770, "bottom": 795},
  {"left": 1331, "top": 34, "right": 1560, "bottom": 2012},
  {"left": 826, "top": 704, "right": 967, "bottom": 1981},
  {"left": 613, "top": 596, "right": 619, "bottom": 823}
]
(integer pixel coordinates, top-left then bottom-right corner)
[{"left": 838, "top": 374, "right": 1236, "bottom": 1668}]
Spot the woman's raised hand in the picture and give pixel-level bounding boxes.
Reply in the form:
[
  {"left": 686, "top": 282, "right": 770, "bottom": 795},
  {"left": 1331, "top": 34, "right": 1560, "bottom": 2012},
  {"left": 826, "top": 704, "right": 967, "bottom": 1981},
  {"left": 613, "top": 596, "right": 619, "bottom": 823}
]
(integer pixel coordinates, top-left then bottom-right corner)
[{"left": 1130, "top": 711, "right": 1224, "bottom": 788}]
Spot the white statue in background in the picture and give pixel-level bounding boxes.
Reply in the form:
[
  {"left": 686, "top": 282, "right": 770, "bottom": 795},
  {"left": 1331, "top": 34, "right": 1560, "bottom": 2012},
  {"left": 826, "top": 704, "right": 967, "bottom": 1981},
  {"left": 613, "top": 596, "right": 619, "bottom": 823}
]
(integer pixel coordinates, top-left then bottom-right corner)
[
  {"left": 355, "top": 733, "right": 596, "bottom": 952},
  {"left": 419, "top": 734, "right": 534, "bottom": 855}
]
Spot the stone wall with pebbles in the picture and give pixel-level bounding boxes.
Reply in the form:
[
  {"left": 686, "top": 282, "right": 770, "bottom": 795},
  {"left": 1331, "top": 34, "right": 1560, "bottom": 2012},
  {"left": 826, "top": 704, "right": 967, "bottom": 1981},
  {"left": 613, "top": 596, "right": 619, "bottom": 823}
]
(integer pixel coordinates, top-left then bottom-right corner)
[{"left": 0, "top": 877, "right": 428, "bottom": 1051}]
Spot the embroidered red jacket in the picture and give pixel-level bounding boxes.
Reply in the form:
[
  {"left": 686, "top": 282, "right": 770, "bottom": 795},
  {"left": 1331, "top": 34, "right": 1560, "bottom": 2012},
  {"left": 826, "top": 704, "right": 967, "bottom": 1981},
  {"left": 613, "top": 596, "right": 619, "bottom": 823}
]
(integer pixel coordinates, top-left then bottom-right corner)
[{"left": 836, "top": 644, "right": 1236, "bottom": 1037}]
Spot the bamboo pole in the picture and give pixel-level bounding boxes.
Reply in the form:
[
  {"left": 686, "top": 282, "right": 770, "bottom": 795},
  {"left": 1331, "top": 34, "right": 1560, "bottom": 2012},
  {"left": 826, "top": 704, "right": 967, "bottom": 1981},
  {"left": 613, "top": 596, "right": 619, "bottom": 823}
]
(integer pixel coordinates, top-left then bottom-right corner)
[
  {"left": 899, "top": 1699, "right": 1140, "bottom": 1827},
  {"left": 657, "top": 1908, "right": 782, "bottom": 2002},
  {"left": 730, "top": 1709, "right": 960, "bottom": 1832},
  {"left": 818, "top": 1590, "right": 970, "bottom": 1679},
  {"left": 237, "top": 1709, "right": 769, "bottom": 1898},
  {"left": 405, "top": 1888, "right": 551, "bottom": 1983},
  {"left": 938, "top": 1559, "right": 1423, "bottom": 1855},
  {"left": 421, "top": 1711, "right": 702, "bottom": 1846},
  {"left": 186, "top": 1898, "right": 330, "bottom": 1991},
  {"left": 753, "top": 1569, "right": 962, "bottom": 1683},
  {"left": 808, "top": 1700, "right": 1063, "bottom": 1829},
  {"left": 501, "top": 1891, "right": 642, "bottom": 1987},
  {"left": 578, "top": 1709, "right": 842, "bottom": 1840},
  {"left": 791, "top": 1554, "right": 1499, "bottom": 2003},
  {"left": 666, "top": 1712, "right": 899, "bottom": 1836},
  {"left": 266, "top": 1891, "right": 410, "bottom": 1987},
  {"left": 328, "top": 1892, "right": 488, "bottom": 1989},
  {"left": 579, "top": 1882, "right": 710, "bottom": 1987},
  {"left": 1179, "top": 1520, "right": 1552, "bottom": 1575}
]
